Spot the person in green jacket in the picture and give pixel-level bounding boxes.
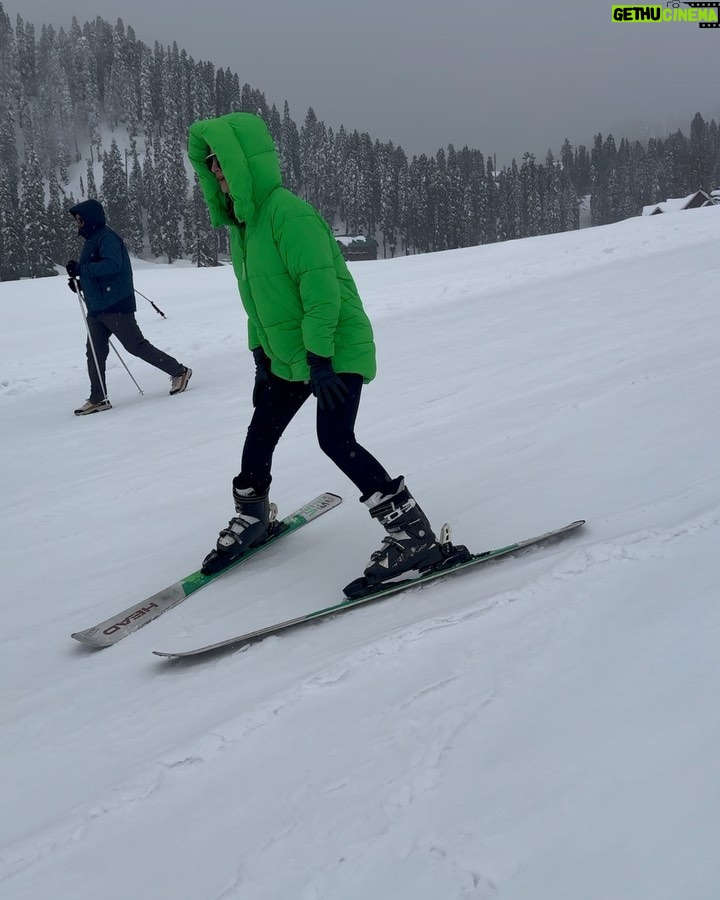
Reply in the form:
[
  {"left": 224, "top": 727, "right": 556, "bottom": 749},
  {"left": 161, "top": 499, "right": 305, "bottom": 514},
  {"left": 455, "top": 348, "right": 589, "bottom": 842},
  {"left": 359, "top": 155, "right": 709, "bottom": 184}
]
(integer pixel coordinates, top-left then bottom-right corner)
[{"left": 188, "top": 112, "right": 443, "bottom": 593}]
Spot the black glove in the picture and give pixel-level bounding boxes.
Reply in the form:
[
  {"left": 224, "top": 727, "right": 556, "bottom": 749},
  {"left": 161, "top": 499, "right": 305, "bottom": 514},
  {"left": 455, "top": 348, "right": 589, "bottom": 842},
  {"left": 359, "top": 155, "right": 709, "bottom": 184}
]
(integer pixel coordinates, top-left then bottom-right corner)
[
  {"left": 66, "top": 260, "right": 80, "bottom": 279},
  {"left": 67, "top": 278, "right": 79, "bottom": 294},
  {"left": 307, "top": 352, "right": 348, "bottom": 411},
  {"left": 252, "top": 346, "right": 272, "bottom": 407}
]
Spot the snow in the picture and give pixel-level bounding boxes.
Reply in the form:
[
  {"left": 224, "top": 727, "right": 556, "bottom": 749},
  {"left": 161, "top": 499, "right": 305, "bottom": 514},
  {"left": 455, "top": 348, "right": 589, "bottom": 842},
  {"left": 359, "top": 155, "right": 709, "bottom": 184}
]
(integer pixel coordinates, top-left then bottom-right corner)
[{"left": 2, "top": 206, "right": 720, "bottom": 899}]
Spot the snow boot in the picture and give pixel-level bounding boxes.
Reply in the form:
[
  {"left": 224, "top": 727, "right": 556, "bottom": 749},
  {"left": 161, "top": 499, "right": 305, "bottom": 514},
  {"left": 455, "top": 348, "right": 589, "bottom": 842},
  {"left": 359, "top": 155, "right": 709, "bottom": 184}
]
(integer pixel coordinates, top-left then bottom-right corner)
[
  {"left": 359, "top": 478, "right": 444, "bottom": 587},
  {"left": 201, "top": 484, "right": 274, "bottom": 575}
]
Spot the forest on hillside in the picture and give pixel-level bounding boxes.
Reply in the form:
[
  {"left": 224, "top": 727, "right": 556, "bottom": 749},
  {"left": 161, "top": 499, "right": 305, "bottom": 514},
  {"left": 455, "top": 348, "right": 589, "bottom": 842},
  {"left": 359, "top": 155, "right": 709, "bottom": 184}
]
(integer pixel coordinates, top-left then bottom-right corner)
[{"left": 1, "top": 4, "right": 719, "bottom": 280}]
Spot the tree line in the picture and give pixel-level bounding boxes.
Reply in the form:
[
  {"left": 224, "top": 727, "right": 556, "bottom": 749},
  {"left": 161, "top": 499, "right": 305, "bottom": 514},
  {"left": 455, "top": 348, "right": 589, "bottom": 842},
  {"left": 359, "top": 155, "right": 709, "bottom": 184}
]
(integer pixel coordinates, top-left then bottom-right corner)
[{"left": 1, "top": 5, "right": 719, "bottom": 280}]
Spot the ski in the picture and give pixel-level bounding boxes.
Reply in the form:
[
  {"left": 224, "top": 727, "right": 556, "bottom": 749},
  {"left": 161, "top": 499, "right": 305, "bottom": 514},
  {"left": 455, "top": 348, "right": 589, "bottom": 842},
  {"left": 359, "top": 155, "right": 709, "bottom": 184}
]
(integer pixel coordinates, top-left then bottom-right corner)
[
  {"left": 152, "top": 518, "right": 585, "bottom": 660},
  {"left": 71, "top": 492, "right": 343, "bottom": 649}
]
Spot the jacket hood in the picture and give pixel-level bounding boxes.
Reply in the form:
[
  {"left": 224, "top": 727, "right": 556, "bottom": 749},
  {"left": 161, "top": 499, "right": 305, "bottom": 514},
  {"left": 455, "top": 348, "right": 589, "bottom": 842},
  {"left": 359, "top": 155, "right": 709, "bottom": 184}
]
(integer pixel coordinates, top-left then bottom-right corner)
[
  {"left": 69, "top": 199, "right": 106, "bottom": 238},
  {"left": 187, "top": 113, "right": 282, "bottom": 226}
]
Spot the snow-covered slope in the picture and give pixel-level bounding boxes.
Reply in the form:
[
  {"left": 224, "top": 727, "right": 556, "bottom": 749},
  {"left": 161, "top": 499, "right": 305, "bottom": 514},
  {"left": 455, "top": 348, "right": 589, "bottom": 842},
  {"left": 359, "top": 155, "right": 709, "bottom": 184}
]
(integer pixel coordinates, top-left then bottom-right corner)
[{"left": 2, "top": 207, "right": 720, "bottom": 899}]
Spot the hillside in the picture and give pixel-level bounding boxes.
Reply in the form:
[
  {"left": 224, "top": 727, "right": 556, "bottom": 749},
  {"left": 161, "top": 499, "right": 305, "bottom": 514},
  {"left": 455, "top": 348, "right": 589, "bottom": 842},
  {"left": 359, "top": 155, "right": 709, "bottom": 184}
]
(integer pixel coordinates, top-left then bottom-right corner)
[{"left": 2, "top": 206, "right": 720, "bottom": 899}]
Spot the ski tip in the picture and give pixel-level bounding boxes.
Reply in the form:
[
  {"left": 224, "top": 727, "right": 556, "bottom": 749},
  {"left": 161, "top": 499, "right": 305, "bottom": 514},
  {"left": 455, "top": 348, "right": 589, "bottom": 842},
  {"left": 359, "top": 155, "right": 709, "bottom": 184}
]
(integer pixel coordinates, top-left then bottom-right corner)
[
  {"left": 71, "top": 631, "right": 102, "bottom": 647},
  {"left": 554, "top": 519, "right": 586, "bottom": 535},
  {"left": 71, "top": 626, "right": 98, "bottom": 640}
]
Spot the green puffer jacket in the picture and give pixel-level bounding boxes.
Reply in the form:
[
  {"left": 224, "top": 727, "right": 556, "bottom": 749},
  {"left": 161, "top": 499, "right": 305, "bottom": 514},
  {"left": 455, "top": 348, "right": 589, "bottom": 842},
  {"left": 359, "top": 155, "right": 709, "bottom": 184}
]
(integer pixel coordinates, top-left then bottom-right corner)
[{"left": 188, "top": 113, "right": 376, "bottom": 383}]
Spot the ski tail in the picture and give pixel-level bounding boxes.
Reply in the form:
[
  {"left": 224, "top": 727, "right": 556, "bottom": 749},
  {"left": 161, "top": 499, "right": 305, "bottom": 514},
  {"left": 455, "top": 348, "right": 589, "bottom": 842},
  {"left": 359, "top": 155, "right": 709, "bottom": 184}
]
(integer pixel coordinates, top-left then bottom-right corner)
[{"left": 71, "top": 492, "right": 343, "bottom": 649}]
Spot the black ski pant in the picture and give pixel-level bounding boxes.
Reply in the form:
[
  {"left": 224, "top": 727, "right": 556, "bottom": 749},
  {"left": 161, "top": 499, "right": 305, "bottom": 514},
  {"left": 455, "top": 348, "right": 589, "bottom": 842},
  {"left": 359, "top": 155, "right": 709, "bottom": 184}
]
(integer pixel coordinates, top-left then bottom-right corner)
[
  {"left": 85, "top": 312, "right": 184, "bottom": 401},
  {"left": 239, "top": 372, "right": 395, "bottom": 500}
]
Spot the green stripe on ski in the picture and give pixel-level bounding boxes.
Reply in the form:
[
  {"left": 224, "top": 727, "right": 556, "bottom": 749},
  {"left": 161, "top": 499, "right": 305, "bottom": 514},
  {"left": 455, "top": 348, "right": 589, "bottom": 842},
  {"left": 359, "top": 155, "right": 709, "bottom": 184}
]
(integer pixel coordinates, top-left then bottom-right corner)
[
  {"left": 178, "top": 513, "right": 307, "bottom": 598},
  {"left": 293, "top": 523, "right": 581, "bottom": 619},
  {"left": 152, "top": 519, "right": 585, "bottom": 659}
]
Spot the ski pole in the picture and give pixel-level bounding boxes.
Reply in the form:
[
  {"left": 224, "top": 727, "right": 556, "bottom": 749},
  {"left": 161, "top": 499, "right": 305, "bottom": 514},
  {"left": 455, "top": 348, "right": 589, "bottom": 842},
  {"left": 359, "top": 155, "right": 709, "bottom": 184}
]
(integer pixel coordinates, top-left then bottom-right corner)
[
  {"left": 75, "top": 291, "right": 109, "bottom": 403},
  {"left": 76, "top": 282, "right": 144, "bottom": 396},
  {"left": 135, "top": 289, "right": 166, "bottom": 318},
  {"left": 107, "top": 334, "right": 144, "bottom": 395}
]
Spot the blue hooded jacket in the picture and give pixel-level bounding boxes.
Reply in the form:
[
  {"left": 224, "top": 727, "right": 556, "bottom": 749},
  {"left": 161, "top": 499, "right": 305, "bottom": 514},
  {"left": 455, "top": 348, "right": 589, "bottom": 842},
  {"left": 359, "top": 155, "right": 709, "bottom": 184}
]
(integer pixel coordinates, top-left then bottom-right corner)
[{"left": 69, "top": 199, "right": 136, "bottom": 315}]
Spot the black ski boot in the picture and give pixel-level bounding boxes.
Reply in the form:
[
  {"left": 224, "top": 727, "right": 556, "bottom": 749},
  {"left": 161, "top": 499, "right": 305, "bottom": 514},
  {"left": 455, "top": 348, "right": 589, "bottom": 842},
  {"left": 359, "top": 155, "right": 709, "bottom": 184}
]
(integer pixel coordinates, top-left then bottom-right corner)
[
  {"left": 201, "top": 483, "right": 274, "bottom": 575},
  {"left": 344, "top": 478, "right": 444, "bottom": 597}
]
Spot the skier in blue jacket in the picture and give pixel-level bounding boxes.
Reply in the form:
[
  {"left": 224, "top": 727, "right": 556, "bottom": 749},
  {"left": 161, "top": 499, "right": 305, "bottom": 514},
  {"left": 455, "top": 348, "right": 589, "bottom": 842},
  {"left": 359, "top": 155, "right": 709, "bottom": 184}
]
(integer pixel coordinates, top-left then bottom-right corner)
[{"left": 66, "top": 199, "right": 192, "bottom": 415}]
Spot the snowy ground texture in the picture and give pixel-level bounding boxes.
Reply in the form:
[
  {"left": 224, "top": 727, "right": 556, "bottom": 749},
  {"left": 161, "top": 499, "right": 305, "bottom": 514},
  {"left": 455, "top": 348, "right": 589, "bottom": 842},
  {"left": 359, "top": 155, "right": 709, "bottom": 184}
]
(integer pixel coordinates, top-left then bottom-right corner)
[{"left": 2, "top": 208, "right": 720, "bottom": 899}]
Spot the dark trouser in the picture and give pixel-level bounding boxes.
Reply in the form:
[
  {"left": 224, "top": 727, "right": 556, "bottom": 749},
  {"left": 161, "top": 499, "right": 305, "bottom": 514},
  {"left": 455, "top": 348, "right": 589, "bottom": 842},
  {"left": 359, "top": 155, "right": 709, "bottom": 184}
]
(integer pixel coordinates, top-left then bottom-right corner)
[
  {"left": 85, "top": 312, "right": 184, "bottom": 401},
  {"left": 239, "top": 372, "right": 395, "bottom": 499}
]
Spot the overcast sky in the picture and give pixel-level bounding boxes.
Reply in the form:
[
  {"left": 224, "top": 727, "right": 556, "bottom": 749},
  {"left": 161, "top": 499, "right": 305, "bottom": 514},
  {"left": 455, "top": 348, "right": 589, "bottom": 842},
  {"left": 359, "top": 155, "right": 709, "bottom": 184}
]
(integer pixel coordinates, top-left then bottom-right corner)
[{"left": 9, "top": 0, "right": 720, "bottom": 166}]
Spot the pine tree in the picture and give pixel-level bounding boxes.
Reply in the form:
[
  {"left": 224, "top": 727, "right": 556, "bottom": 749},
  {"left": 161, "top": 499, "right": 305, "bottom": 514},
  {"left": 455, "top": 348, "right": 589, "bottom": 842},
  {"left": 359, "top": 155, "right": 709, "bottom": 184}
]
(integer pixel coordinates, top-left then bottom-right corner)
[
  {"left": 138, "top": 44, "right": 154, "bottom": 127},
  {"left": 215, "top": 67, "right": 228, "bottom": 115},
  {"left": 0, "top": 104, "right": 23, "bottom": 280},
  {"left": 72, "top": 32, "right": 101, "bottom": 147},
  {"left": 665, "top": 130, "right": 690, "bottom": 197},
  {"left": 396, "top": 149, "right": 412, "bottom": 254},
  {"left": 187, "top": 58, "right": 213, "bottom": 124},
  {"left": 21, "top": 147, "right": 54, "bottom": 277},
  {"left": 590, "top": 134, "right": 609, "bottom": 226},
  {"left": 101, "top": 138, "right": 131, "bottom": 237},
  {"left": 508, "top": 159, "right": 523, "bottom": 239},
  {"left": 107, "top": 20, "right": 131, "bottom": 129},
  {"left": 122, "top": 23, "right": 141, "bottom": 135},
  {"left": 86, "top": 157, "right": 98, "bottom": 198},
  {"left": 463, "top": 152, "right": 487, "bottom": 246},
  {"left": 560, "top": 139, "right": 575, "bottom": 187},
  {"left": 300, "top": 107, "right": 321, "bottom": 204},
  {"left": 710, "top": 120, "right": 720, "bottom": 192},
  {"left": 430, "top": 148, "right": 448, "bottom": 251},
  {"left": 485, "top": 156, "right": 501, "bottom": 243},
  {"left": 143, "top": 143, "right": 162, "bottom": 258},
  {"left": 267, "top": 103, "right": 281, "bottom": 143},
  {"left": 689, "top": 112, "right": 711, "bottom": 192},
  {"left": 377, "top": 141, "right": 400, "bottom": 257},
  {"left": 574, "top": 145, "right": 592, "bottom": 197},
  {"left": 641, "top": 138, "right": 661, "bottom": 205},
  {"left": 602, "top": 135, "right": 623, "bottom": 222},
  {"left": 186, "top": 179, "right": 217, "bottom": 266},
  {"left": 0, "top": 4, "right": 20, "bottom": 98},
  {"left": 126, "top": 141, "right": 144, "bottom": 255},
  {"left": 240, "top": 82, "right": 253, "bottom": 112},
  {"left": 15, "top": 15, "right": 38, "bottom": 97},
  {"left": 341, "top": 149, "right": 361, "bottom": 235},
  {"left": 352, "top": 131, "right": 374, "bottom": 237},
  {"left": 494, "top": 168, "right": 509, "bottom": 242},
  {"left": 153, "top": 134, "right": 186, "bottom": 263},
  {"left": 521, "top": 152, "right": 542, "bottom": 236},
  {"left": 227, "top": 72, "right": 241, "bottom": 112},
  {"left": 317, "top": 126, "right": 338, "bottom": 226},
  {"left": 445, "top": 144, "right": 465, "bottom": 249},
  {"left": 407, "top": 154, "right": 431, "bottom": 253},
  {"left": 558, "top": 164, "right": 579, "bottom": 233},
  {"left": 46, "top": 168, "right": 67, "bottom": 263},
  {"left": 543, "top": 150, "right": 561, "bottom": 234},
  {"left": 279, "top": 100, "right": 301, "bottom": 192},
  {"left": 17, "top": 91, "right": 34, "bottom": 155}
]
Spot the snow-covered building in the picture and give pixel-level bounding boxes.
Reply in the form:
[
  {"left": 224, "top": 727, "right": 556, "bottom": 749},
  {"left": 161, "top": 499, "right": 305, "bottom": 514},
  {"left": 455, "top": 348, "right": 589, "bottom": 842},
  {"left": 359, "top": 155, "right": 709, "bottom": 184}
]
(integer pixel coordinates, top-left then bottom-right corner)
[
  {"left": 335, "top": 234, "right": 378, "bottom": 261},
  {"left": 642, "top": 190, "right": 717, "bottom": 216}
]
